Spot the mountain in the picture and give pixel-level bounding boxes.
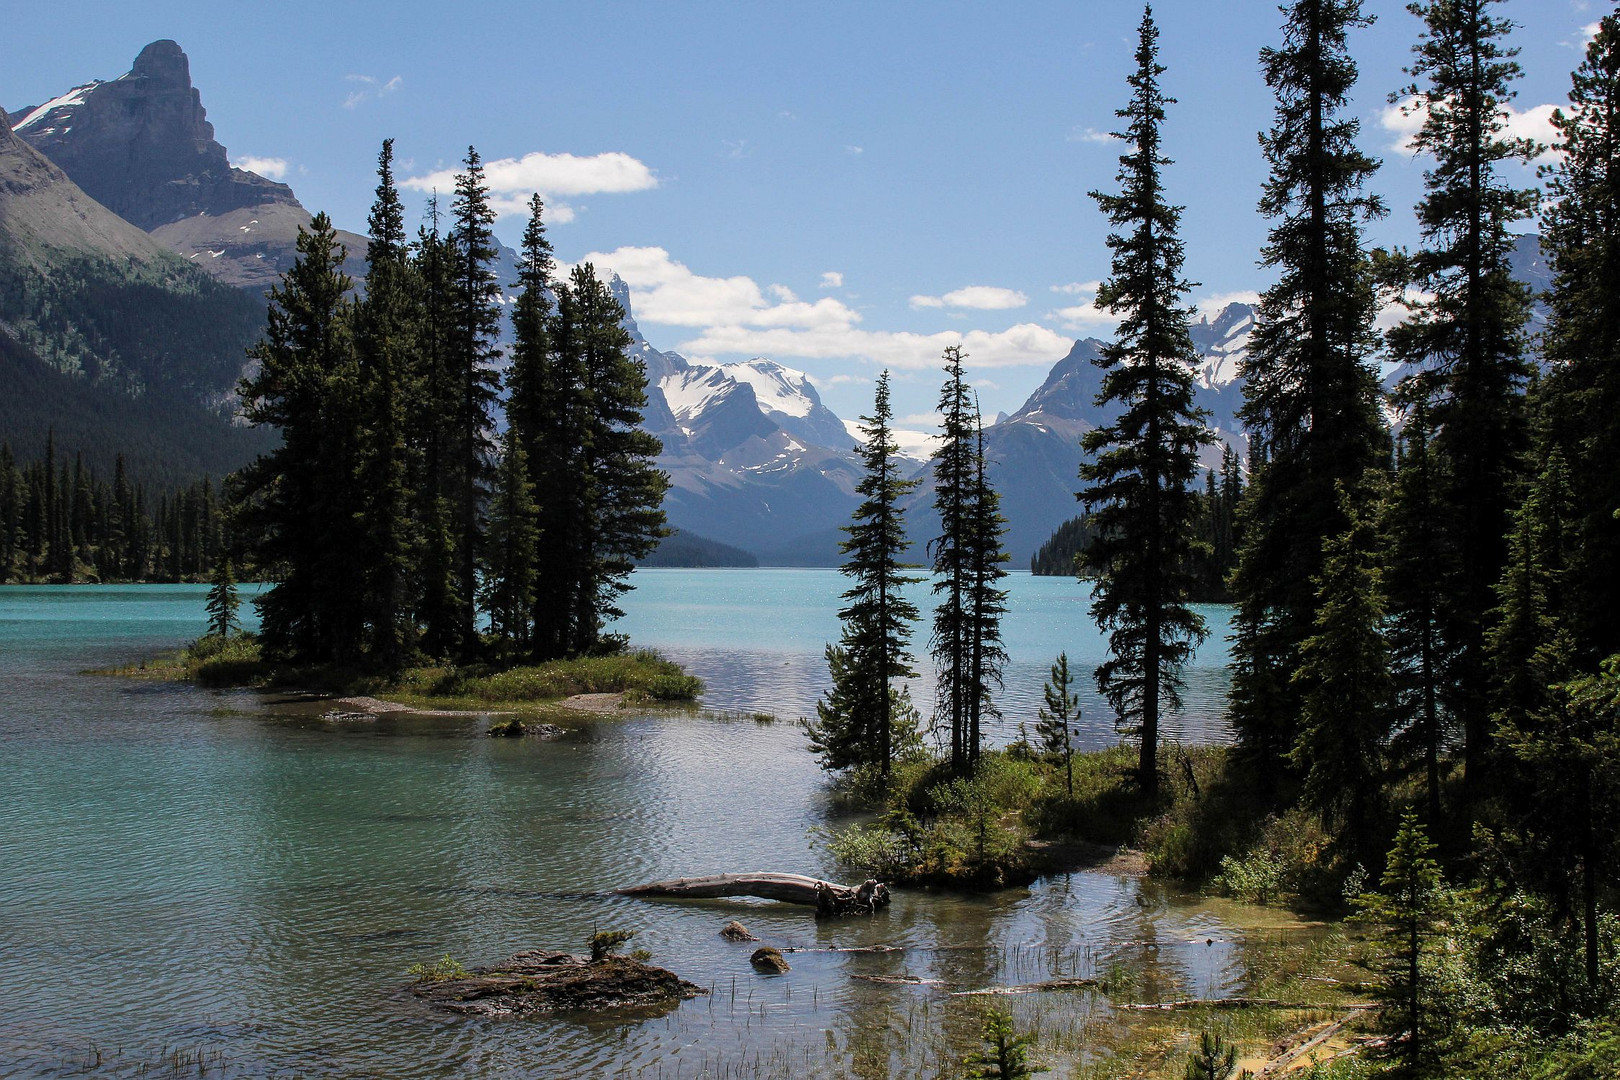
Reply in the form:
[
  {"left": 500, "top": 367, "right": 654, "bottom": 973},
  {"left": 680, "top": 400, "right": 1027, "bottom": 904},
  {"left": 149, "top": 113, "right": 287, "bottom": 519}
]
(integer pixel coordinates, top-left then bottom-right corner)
[
  {"left": 0, "top": 104, "right": 275, "bottom": 479},
  {"left": 11, "top": 40, "right": 368, "bottom": 289},
  {"left": 603, "top": 277, "right": 865, "bottom": 565}
]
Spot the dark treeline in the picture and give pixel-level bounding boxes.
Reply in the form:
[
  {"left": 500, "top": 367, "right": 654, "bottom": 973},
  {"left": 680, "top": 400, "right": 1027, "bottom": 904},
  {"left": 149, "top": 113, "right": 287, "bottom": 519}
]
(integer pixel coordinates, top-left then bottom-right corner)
[
  {"left": 232, "top": 142, "right": 667, "bottom": 669},
  {"left": 0, "top": 433, "right": 224, "bottom": 584},
  {"left": 1031, "top": 442, "right": 1244, "bottom": 597}
]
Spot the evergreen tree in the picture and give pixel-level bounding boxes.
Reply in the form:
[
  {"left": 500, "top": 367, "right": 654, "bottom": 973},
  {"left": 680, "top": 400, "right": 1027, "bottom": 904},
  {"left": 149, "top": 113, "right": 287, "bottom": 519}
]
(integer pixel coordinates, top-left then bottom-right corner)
[
  {"left": 1036, "top": 653, "right": 1081, "bottom": 800},
  {"left": 807, "top": 371, "right": 922, "bottom": 779},
  {"left": 445, "top": 148, "right": 504, "bottom": 654},
  {"left": 965, "top": 412, "right": 1010, "bottom": 767},
  {"left": 503, "top": 194, "right": 575, "bottom": 658},
  {"left": 1183, "top": 1030, "right": 1242, "bottom": 1080},
  {"left": 1387, "top": 0, "right": 1540, "bottom": 801},
  {"left": 564, "top": 263, "right": 669, "bottom": 654},
  {"left": 1078, "top": 6, "right": 1212, "bottom": 800},
  {"left": 1230, "top": 0, "right": 1387, "bottom": 787},
  {"left": 1539, "top": 13, "right": 1620, "bottom": 663},
  {"left": 355, "top": 138, "right": 420, "bottom": 668},
  {"left": 206, "top": 558, "right": 241, "bottom": 638},
  {"left": 1290, "top": 482, "right": 1391, "bottom": 850},
  {"left": 963, "top": 1008, "right": 1040, "bottom": 1080},
  {"left": 930, "top": 345, "right": 976, "bottom": 771},
  {"left": 235, "top": 213, "right": 361, "bottom": 663},
  {"left": 483, "top": 430, "right": 539, "bottom": 652},
  {"left": 410, "top": 200, "right": 462, "bottom": 659},
  {"left": 1504, "top": 655, "right": 1620, "bottom": 1003},
  {"left": 0, "top": 442, "right": 17, "bottom": 582},
  {"left": 1354, "top": 812, "right": 1449, "bottom": 1076},
  {"left": 1385, "top": 402, "right": 1450, "bottom": 825}
]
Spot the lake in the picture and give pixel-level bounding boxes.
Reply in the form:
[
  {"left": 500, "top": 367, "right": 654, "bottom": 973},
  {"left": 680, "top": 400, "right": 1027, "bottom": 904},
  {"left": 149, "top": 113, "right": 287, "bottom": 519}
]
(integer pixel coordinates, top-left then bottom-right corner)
[{"left": 0, "top": 572, "right": 1288, "bottom": 1079}]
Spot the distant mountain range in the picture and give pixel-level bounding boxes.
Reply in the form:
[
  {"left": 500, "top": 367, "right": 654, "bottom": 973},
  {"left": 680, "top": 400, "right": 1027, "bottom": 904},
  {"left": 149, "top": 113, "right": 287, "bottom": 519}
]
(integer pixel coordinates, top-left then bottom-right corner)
[{"left": 1, "top": 39, "right": 1557, "bottom": 562}]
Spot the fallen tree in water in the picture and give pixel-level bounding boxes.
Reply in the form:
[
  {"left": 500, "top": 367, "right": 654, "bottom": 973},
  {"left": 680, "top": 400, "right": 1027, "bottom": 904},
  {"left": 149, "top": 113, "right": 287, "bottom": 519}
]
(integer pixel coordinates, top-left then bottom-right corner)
[
  {"left": 410, "top": 949, "right": 706, "bottom": 1018},
  {"left": 619, "top": 873, "right": 891, "bottom": 916}
]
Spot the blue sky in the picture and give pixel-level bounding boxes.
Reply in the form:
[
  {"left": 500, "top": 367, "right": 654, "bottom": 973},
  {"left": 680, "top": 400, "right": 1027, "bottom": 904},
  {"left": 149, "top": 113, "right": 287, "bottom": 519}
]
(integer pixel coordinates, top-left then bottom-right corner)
[{"left": 4, "top": 1, "right": 1603, "bottom": 428}]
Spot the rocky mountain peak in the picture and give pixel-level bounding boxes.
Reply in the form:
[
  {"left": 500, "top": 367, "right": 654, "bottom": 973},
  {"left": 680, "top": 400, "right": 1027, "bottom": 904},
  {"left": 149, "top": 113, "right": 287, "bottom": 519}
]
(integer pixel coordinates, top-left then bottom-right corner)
[{"left": 13, "top": 39, "right": 299, "bottom": 231}]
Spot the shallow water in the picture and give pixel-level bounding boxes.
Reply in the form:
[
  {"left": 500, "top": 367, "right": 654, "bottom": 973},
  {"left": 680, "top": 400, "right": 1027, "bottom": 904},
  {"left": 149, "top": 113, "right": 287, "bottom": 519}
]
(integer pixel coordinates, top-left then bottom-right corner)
[{"left": 0, "top": 575, "right": 1296, "bottom": 1079}]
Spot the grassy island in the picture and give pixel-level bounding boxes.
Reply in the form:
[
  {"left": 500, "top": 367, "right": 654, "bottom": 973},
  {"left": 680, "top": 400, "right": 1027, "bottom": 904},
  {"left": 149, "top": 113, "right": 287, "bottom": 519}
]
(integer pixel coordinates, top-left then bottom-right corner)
[{"left": 104, "top": 631, "right": 702, "bottom": 718}]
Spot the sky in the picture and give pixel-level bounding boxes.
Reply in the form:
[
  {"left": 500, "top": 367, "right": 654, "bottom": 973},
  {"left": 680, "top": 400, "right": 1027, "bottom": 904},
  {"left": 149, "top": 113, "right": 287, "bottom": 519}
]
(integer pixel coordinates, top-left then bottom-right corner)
[{"left": 3, "top": 0, "right": 1605, "bottom": 428}]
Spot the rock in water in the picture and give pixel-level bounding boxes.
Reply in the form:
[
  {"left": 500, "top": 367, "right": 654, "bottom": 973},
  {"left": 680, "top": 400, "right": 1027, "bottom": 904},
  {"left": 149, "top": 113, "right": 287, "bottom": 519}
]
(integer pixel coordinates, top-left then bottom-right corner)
[
  {"left": 720, "top": 920, "right": 759, "bottom": 942},
  {"left": 750, "top": 947, "right": 790, "bottom": 973},
  {"left": 411, "top": 950, "right": 706, "bottom": 1018}
]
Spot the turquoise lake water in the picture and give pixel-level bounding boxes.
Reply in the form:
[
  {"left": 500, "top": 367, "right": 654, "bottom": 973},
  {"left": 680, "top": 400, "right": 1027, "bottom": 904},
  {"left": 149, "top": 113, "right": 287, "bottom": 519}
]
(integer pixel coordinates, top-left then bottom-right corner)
[{"left": 0, "top": 572, "right": 1254, "bottom": 1078}]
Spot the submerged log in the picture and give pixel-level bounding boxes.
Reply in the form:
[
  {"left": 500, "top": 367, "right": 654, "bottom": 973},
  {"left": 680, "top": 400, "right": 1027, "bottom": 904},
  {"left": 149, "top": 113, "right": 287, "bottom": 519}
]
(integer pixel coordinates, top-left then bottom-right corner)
[
  {"left": 618, "top": 873, "right": 891, "bottom": 916},
  {"left": 410, "top": 950, "right": 706, "bottom": 1018}
]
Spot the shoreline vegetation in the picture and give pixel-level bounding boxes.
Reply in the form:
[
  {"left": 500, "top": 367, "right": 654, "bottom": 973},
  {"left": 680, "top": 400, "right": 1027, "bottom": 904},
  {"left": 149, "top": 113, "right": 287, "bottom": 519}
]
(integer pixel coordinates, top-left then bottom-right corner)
[{"left": 96, "top": 631, "right": 703, "bottom": 723}]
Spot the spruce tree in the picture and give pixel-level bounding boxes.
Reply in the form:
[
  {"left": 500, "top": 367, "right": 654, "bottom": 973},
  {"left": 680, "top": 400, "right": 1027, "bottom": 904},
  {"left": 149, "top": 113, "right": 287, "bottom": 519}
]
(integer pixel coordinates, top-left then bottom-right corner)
[
  {"left": 1289, "top": 482, "right": 1391, "bottom": 851},
  {"left": 565, "top": 263, "right": 669, "bottom": 654},
  {"left": 1183, "top": 1030, "right": 1241, "bottom": 1080},
  {"left": 235, "top": 213, "right": 361, "bottom": 663},
  {"left": 965, "top": 412, "right": 1010, "bottom": 766},
  {"left": 503, "top": 194, "right": 575, "bottom": 658},
  {"left": 1036, "top": 653, "right": 1081, "bottom": 800},
  {"left": 963, "top": 1008, "right": 1039, "bottom": 1079},
  {"left": 1078, "top": 6, "right": 1212, "bottom": 800},
  {"left": 930, "top": 345, "right": 976, "bottom": 772},
  {"left": 1387, "top": 0, "right": 1539, "bottom": 801},
  {"left": 1353, "top": 812, "right": 1448, "bottom": 1076},
  {"left": 1384, "top": 403, "right": 1451, "bottom": 825},
  {"left": 808, "top": 371, "right": 922, "bottom": 779},
  {"left": 355, "top": 138, "right": 420, "bottom": 668},
  {"left": 0, "top": 443, "right": 17, "bottom": 583},
  {"left": 1539, "top": 13, "right": 1620, "bottom": 663},
  {"left": 446, "top": 148, "right": 504, "bottom": 655},
  {"left": 410, "top": 200, "right": 462, "bottom": 659},
  {"left": 205, "top": 558, "right": 241, "bottom": 639},
  {"left": 483, "top": 430, "right": 539, "bottom": 653},
  {"left": 1230, "top": 0, "right": 1387, "bottom": 786}
]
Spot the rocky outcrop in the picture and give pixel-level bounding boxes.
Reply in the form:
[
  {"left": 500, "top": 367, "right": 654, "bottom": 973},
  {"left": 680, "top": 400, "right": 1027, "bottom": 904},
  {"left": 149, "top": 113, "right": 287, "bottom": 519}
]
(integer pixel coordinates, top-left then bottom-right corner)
[
  {"left": 12, "top": 40, "right": 297, "bottom": 231},
  {"left": 410, "top": 950, "right": 706, "bottom": 1018},
  {"left": 13, "top": 40, "right": 367, "bottom": 289}
]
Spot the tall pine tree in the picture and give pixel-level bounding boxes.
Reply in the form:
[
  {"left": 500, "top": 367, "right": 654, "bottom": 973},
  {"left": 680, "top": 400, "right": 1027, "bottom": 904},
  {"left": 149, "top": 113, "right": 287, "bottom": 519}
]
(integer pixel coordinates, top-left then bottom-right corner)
[
  {"left": 235, "top": 214, "right": 362, "bottom": 663},
  {"left": 446, "top": 148, "right": 503, "bottom": 655},
  {"left": 808, "top": 371, "right": 922, "bottom": 779},
  {"left": 1230, "top": 0, "right": 1388, "bottom": 787},
  {"left": 1539, "top": 13, "right": 1620, "bottom": 664},
  {"left": 930, "top": 345, "right": 977, "bottom": 773},
  {"left": 1078, "top": 6, "right": 1212, "bottom": 800},
  {"left": 355, "top": 139, "right": 420, "bottom": 668},
  {"left": 1387, "top": 0, "right": 1539, "bottom": 801}
]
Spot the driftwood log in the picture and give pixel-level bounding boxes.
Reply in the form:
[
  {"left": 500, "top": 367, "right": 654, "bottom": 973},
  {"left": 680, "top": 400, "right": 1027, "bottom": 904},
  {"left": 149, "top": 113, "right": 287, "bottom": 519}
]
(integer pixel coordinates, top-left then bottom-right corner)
[{"left": 619, "top": 873, "right": 891, "bottom": 917}]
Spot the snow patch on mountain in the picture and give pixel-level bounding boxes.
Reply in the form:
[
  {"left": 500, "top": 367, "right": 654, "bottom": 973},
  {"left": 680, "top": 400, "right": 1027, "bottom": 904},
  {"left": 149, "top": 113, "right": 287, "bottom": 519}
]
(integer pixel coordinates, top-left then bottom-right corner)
[{"left": 14, "top": 83, "right": 99, "bottom": 133}]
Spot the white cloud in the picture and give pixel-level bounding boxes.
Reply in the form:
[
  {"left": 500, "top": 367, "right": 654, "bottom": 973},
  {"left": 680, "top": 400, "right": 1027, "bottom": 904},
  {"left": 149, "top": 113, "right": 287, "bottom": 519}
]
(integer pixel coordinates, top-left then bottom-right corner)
[
  {"left": 1376, "top": 287, "right": 1436, "bottom": 334},
  {"left": 343, "top": 73, "right": 402, "bottom": 110},
  {"left": 910, "top": 285, "right": 1029, "bottom": 311},
  {"left": 820, "top": 271, "right": 844, "bottom": 289},
  {"left": 723, "top": 139, "right": 749, "bottom": 159},
  {"left": 677, "top": 321, "right": 1074, "bottom": 371},
  {"left": 845, "top": 144, "right": 864, "bottom": 155},
  {"left": 1068, "top": 125, "right": 1115, "bottom": 144},
  {"left": 1051, "top": 280, "right": 1104, "bottom": 296},
  {"left": 1047, "top": 281, "right": 1121, "bottom": 332},
  {"left": 403, "top": 150, "right": 658, "bottom": 221},
  {"left": 1382, "top": 95, "right": 1561, "bottom": 159},
  {"left": 575, "top": 246, "right": 858, "bottom": 330},
  {"left": 807, "top": 372, "right": 869, "bottom": 387},
  {"left": 1195, "top": 290, "right": 1263, "bottom": 318},
  {"left": 234, "top": 155, "right": 288, "bottom": 180}
]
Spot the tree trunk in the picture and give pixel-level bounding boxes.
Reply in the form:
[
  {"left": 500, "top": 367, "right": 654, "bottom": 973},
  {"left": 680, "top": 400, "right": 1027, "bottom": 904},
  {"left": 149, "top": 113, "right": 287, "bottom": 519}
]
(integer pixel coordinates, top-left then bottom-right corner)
[{"left": 619, "top": 873, "right": 891, "bottom": 916}]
